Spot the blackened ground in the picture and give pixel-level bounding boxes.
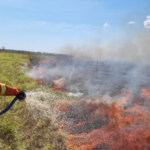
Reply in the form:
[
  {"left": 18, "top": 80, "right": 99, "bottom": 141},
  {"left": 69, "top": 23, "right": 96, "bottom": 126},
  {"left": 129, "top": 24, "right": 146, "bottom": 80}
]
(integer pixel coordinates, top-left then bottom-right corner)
[
  {"left": 58, "top": 101, "right": 110, "bottom": 134},
  {"left": 92, "top": 143, "right": 108, "bottom": 150}
]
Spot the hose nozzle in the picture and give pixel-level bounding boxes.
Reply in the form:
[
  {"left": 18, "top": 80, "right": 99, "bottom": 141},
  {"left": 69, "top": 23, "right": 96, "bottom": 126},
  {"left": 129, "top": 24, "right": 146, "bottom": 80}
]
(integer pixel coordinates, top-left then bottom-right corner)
[{"left": 16, "top": 91, "right": 26, "bottom": 101}]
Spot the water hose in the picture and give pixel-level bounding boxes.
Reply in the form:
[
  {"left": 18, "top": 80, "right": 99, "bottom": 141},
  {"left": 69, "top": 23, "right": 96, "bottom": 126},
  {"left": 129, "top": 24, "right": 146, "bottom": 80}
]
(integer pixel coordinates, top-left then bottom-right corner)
[{"left": 0, "top": 96, "right": 19, "bottom": 115}]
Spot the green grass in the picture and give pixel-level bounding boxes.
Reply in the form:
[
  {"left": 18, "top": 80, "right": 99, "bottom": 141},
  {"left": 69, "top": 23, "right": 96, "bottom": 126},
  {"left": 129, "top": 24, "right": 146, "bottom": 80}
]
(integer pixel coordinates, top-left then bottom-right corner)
[{"left": 0, "top": 51, "right": 67, "bottom": 150}]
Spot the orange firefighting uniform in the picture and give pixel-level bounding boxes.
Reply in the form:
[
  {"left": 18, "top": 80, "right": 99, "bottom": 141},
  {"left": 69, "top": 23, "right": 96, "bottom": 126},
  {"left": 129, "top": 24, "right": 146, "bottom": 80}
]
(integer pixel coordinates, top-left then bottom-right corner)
[{"left": 0, "top": 83, "right": 19, "bottom": 96}]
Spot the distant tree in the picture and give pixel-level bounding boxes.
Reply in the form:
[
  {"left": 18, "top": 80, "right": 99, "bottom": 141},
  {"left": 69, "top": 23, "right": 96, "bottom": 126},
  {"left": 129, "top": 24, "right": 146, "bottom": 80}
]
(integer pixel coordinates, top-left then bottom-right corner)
[{"left": 2, "top": 46, "right": 5, "bottom": 49}]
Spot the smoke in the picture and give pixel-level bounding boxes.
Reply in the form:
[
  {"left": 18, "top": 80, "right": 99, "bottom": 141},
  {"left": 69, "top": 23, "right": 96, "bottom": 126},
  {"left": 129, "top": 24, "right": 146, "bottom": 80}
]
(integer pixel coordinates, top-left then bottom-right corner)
[
  {"left": 60, "top": 29, "right": 150, "bottom": 64},
  {"left": 25, "top": 27, "right": 150, "bottom": 101},
  {"left": 26, "top": 57, "right": 150, "bottom": 101}
]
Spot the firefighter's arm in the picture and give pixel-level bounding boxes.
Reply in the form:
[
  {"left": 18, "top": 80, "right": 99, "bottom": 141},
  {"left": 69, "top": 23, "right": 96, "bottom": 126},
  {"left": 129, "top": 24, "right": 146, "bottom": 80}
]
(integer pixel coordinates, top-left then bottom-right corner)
[{"left": 0, "top": 83, "right": 19, "bottom": 96}]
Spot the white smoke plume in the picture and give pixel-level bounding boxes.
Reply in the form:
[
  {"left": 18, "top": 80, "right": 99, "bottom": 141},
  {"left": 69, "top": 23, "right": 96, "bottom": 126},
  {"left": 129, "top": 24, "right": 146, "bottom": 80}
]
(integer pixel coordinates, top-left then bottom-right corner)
[
  {"left": 25, "top": 28, "right": 150, "bottom": 101},
  {"left": 61, "top": 29, "right": 150, "bottom": 64}
]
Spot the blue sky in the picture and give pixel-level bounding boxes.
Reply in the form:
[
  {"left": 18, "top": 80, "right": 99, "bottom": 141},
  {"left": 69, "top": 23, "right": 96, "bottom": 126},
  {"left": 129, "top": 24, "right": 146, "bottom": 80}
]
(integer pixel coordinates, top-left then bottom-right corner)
[{"left": 0, "top": 0, "right": 149, "bottom": 53}]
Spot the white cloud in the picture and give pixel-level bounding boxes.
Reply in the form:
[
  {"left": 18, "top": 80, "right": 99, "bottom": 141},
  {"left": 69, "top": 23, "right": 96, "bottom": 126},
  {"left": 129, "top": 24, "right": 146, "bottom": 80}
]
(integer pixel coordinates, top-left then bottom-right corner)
[
  {"left": 103, "top": 23, "right": 110, "bottom": 27},
  {"left": 128, "top": 21, "right": 136, "bottom": 24},
  {"left": 144, "top": 16, "right": 150, "bottom": 28},
  {"left": 147, "top": 16, "right": 150, "bottom": 19}
]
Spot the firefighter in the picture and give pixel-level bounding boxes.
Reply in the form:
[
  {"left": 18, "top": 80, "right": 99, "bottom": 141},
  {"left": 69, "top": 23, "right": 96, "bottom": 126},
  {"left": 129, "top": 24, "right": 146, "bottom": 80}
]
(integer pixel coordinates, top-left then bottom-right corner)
[{"left": 0, "top": 83, "right": 26, "bottom": 100}]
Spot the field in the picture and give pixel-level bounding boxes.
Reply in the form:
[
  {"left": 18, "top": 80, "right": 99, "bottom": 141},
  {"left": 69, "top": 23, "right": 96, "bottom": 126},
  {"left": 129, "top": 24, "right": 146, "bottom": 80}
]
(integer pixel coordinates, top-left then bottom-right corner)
[
  {"left": 0, "top": 50, "right": 67, "bottom": 150},
  {"left": 2, "top": 49, "right": 150, "bottom": 150}
]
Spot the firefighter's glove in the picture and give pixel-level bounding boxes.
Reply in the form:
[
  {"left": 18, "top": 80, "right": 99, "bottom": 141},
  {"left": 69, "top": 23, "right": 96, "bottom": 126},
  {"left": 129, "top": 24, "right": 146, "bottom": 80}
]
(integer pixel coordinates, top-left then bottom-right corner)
[{"left": 16, "top": 91, "right": 26, "bottom": 100}]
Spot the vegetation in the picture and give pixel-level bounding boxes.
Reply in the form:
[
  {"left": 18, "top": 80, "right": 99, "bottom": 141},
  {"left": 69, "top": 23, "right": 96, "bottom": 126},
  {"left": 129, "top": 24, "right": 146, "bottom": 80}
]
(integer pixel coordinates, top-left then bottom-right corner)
[{"left": 0, "top": 51, "right": 67, "bottom": 150}]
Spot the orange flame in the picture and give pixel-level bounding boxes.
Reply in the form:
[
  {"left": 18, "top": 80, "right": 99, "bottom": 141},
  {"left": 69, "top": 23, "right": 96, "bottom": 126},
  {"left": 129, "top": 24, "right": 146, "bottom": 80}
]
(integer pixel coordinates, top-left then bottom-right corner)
[
  {"left": 50, "top": 86, "right": 64, "bottom": 91},
  {"left": 55, "top": 89, "right": 150, "bottom": 150}
]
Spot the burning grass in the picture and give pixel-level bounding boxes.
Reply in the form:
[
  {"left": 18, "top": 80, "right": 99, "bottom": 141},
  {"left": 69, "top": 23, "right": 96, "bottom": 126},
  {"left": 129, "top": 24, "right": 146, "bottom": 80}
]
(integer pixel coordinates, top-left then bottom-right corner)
[
  {"left": 3, "top": 50, "right": 150, "bottom": 150},
  {"left": 25, "top": 56, "right": 150, "bottom": 150},
  {"left": 54, "top": 89, "right": 150, "bottom": 150}
]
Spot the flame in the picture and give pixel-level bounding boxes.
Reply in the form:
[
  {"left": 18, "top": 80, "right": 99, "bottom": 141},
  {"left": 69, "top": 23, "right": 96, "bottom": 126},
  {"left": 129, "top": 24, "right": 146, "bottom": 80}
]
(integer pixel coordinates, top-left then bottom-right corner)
[
  {"left": 55, "top": 89, "right": 150, "bottom": 150},
  {"left": 50, "top": 86, "right": 64, "bottom": 91},
  {"left": 54, "top": 100, "right": 68, "bottom": 112}
]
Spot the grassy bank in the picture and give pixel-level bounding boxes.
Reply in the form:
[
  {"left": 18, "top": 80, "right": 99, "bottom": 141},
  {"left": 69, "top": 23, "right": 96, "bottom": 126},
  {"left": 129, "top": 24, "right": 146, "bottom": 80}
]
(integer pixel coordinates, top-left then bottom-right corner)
[{"left": 0, "top": 51, "right": 67, "bottom": 150}]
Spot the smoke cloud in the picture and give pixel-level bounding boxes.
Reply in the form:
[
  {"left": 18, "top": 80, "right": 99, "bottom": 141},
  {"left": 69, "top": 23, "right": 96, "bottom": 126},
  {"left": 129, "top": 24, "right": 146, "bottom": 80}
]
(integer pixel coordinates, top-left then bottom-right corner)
[
  {"left": 61, "top": 29, "right": 150, "bottom": 64},
  {"left": 26, "top": 27, "right": 150, "bottom": 101}
]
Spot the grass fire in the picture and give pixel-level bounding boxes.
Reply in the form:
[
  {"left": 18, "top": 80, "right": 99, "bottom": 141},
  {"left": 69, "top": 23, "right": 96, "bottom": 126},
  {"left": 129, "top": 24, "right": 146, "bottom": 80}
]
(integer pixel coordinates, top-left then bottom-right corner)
[
  {"left": 0, "top": 1, "right": 150, "bottom": 150},
  {"left": 26, "top": 55, "right": 150, "bottom": 150},
  {"left": 55, "top": 89, "right": 150, "bottom": 150}
]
